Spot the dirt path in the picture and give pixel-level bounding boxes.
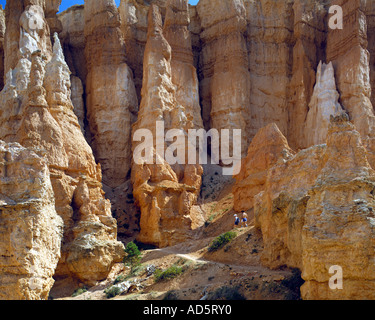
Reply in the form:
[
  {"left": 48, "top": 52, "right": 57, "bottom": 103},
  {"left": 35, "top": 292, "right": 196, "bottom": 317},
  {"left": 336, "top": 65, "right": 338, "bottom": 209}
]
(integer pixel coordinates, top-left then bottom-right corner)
[
  {"left": 58, "top": 230, "right": 297, "bottom": 300},
  {"left": 57, "top": 183, "right": 300, "bottom": 300},
  {"left": 145, "top": 241, "right": 290, "bottom": 277}
]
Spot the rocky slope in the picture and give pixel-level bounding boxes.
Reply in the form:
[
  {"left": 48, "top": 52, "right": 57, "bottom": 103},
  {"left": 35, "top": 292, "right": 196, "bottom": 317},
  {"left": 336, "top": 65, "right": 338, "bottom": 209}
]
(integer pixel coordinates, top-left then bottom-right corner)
[{"left": 1, "top": 0, "right": 375, "bottom": 300}]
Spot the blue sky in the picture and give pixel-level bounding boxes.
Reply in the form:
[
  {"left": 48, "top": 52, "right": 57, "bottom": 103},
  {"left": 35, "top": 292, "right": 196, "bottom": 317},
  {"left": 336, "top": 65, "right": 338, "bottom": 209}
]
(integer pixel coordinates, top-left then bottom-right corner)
[{"left": 0, "top": 0, "right": 200, "bottom": 13}]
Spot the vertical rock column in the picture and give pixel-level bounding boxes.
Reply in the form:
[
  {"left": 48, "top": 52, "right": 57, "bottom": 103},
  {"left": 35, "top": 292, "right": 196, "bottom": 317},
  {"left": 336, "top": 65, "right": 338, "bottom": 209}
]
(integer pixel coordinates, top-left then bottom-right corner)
[
  {"left": 14, "top": 34, "right": 125, "bottom": 288},
  {"left": 301, "top": 114, "right": 375, "bottom": 300},
  {"left": 287, "top": 0, "right": 327, "bottom": 150},
  {"left": 197, "top": 0, "right": 250, "bottom": 156},
  {"left": 84, "top": 0, "right": 138, "bottom": 189},
  {"left": 245, "top": 0, "right": 292, "bottom": 142},
  {"left": 58, "top": 5, "right": 87, "bottom": 88},
  {"left": 304, "top": 61, "right": 344, "bottom": 147},
  {"left": 84, "top": 0, "right": 140, "bottom": 237},
  {"left": 132, "top": 4, "right": 204, "bottom": 247},
  {"left": 119, "top": 0, "right": 150, "bottom": 102},
  {"left": 163, "top": 0, "right": 203, "bottom": 130},
  {"left": 0, "top": 7, "right": 5, "bottom": 91},
  {"left": 327, "top": 0, "right": 375, "bottom": 167},
  {"left": 58, "top": 6, "right": 87, "bottom": 136},
  {"left": 365, "top": 2, "right": 375, "bottom": 111},
  {"left": 0, "top": 1, "right": 51, "bottom": 144},
  {"left": 4, "top": 0, "right": 52, "bottom": 75},
  {"left": 0, "top": 1, "right": 125, "bottom": 294}
]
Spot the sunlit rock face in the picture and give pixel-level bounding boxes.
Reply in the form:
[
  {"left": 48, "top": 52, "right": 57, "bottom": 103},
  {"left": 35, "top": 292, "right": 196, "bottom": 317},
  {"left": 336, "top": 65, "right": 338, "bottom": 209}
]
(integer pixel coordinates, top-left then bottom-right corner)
[
  {"left": 131, "top": 4, "right": 204, "bottom": 248},
  {"left": 302, "top": 114, "right": 375, "bottom": 300},
  {"left": 0, "top": 140, "right": 63, "bottom": 300},
  {"left": 0, "top": 1, "right": 124, "bottom": 299},
  {"left": 1, "top": 0, "right": 375, "bottom": 301},
  {"left": 304, "top": 61, "right": 344, "bottom": 147}
]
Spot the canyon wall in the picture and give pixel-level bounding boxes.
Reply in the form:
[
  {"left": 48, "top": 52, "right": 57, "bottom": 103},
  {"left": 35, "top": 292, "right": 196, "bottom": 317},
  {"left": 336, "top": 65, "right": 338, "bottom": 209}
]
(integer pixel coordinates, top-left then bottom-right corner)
[
  {"left": 57, "top": 0, "right": 375, "bottom": 249},
  {"left": 301, "top": 114, "right": 375, "bottom": 300},
  {"left": 197, "top": 0, "right": 250, "bottom": 155},
  {"left": 0, "top": 0, "right": 124, "bottom": 299},
  {"left": 244, "top": 0, "right": 293, "bottom": 143},
  {"left": 287, "top": 0, "right": 327, "bottom": 149},
  {"left": 253, "top": 114, "right": 375, "bottom": 299},
  {"left": 3, "top": 1, "right": 375, "bottom": 163},
  {"left": 367, "top": 2, "right": 375, "bottom": 112},
  {"left": 0, "top": 0, "right": 375, "bottom": 300},
  {"left": 84, "top": 0, "right": 138, "bottom": 190},
  {"left": 84, "top": 0, "right": 139, "bottom": 238},
  {"left": 326, "top": 0, "right": 375, "bottom": 166}
]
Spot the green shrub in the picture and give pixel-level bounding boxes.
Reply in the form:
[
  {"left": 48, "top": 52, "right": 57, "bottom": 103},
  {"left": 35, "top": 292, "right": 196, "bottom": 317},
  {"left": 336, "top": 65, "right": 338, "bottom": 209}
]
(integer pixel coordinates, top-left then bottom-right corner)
[
  {"left": 114, "top": 275, "right": 126, "bottom": 285},
  {"left": 154, "top": 265, "right": 184, "bottom": 282},
  {"left": 72, "top": 287, "right": 87, "bottom": 297},
  {"left": 104, "top": 286, "right": 121, "bottom": 299},
  {"left": 123, "top": 241, "right": 142, "bottom": 271},
  {"left": 208, "top": 231, "right": 237, "bottom": 252}
]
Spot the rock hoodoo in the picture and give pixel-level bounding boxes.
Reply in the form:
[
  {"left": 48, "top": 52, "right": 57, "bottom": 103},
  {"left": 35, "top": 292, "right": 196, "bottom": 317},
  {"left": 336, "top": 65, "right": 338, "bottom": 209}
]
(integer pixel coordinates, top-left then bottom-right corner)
[
  {"left": 0, "top": 0, "right": 375, "bottom": 300},
  {"left": 0, "top": 0, "right": 124, "bottom": 299},
  {"left": 131, "top": 3, "right": 204, "bottom": 247}
]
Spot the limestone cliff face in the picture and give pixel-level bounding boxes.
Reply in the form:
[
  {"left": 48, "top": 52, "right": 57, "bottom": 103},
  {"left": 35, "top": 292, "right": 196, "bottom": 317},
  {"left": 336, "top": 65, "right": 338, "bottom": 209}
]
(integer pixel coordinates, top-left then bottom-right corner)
[
  {"left": 2, "top": 0, "right": 375, "bottom": 300},
  {"left": 197, "top": 0, "right": 250, "bottom": 154},
  {"left": 253, "top": 114, "right": 375, "bottom": 300},
  {"left": 84, "top": 0, "right": 138, "bottom": 190},
  {"left": 233, "top": 123, "right": 294, "bottom": 213},
  {"left": 301, "top": 114, "right": 375, "bottom": 300},
  {"left": 327, "top": 0, "right": 375, "bottom": 166},
  {"left": 245, "top": 0, "right": 293, "bottom": 141},
  {"left": 0, "top": 1, "right": 124, "bottom": 299},
  {"left": 84, "top": 0, "right": 140, "bottom": 238},
  {"left": 0, "top": 141, "right": 63, "bottom": 300}
]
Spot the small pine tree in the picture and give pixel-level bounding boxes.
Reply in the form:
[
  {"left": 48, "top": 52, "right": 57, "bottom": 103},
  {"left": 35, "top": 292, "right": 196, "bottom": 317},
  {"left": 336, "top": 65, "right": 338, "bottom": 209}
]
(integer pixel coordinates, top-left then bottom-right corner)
[{"left": 123, "top": 241, "right": 142, "bottom": 272}]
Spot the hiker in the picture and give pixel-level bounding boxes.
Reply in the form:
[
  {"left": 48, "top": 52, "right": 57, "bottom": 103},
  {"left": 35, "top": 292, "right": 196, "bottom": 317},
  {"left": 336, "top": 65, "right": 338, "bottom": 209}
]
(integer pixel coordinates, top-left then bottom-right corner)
[
  {"left": 234, "top": 214, "right": 240, "bottom": 228},
  {"left": 241, "top": 211, "right": 248, "bottom": 227}
]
